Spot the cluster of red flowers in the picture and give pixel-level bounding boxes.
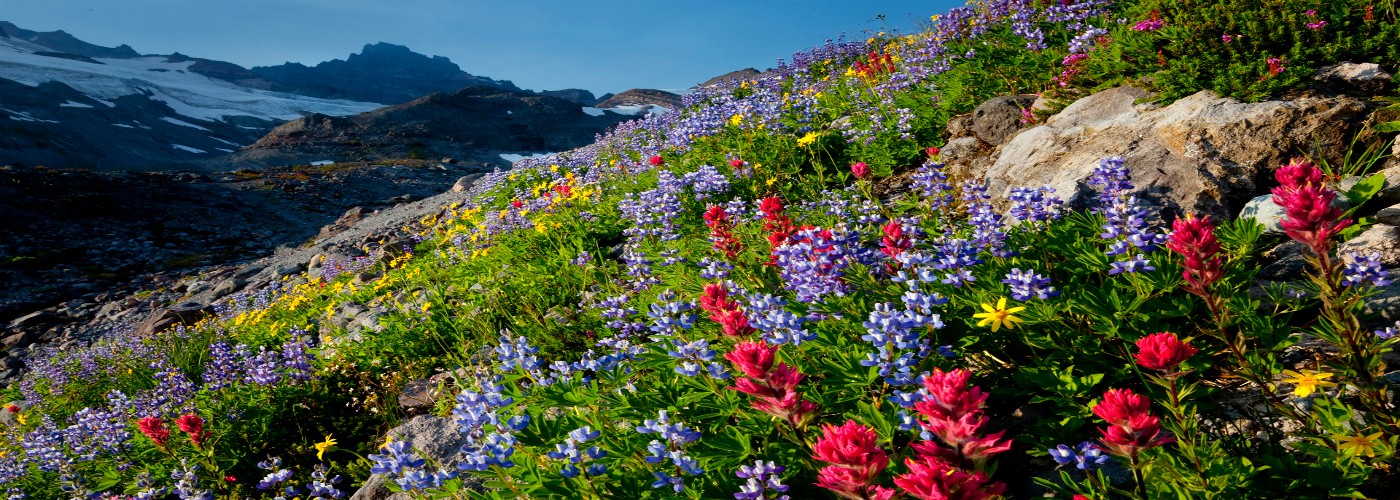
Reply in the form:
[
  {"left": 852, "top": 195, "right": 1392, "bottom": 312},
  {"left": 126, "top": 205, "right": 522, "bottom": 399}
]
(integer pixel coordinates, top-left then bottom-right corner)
[
  {"left": 852, "top": 51, "right": 896, "bottom": 80},
  {"left": 1271, "top": 158, "right": 1351, "bottom": 257},
  {"left": 1092, "top": 388, "right": 1174, "bottom": 459},
  {"left": 812, "top": 420, "right": 896, "bottom": 500},
  {"left": 724, "top": 341, "right": 818, "bottom": 425},
  {"left": 1166, "top": 214, "right": 1223, "bottom": 298},
  {"left": 648, "top": 155, "right": 665, "bottom": 167},
  {"left": 138, "top": 416, "right": 171, "bottom": 451},
  {"left": 1134, "top": 332, "right": 1197, "bottom": 373},
  {"left": 759, "top": 197, "right": 798, "bottom": 265},
  {"left": 703, "top": 206, "right": 744, "bottom": 260},
  {"left": 895, "top": 368, "right": 1009, "bottom": 500},
  {"left": 880, "top": 221, "right": 913, "bottom": 272},
  {"left": 700, "top": 283, "right": 755, "bottom": 337},
  {"left": 140, "top": 413, "right": 212, "bottom": 452},
  {"left": 850, "top": 161, "right": 871, "bottom": 179},
  {"left": 176, "top": 414, "right": 211, "bottom": 448}
]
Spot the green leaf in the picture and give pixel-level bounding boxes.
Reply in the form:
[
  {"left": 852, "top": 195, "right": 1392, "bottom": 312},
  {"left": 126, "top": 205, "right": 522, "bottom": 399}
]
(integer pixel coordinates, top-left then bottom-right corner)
[
  {"left": 1373, "top": 121, "right": 1400, "bottom": 133},
  {"left": 1344, "top": 172, "right": 1387, "bottom": 207}
]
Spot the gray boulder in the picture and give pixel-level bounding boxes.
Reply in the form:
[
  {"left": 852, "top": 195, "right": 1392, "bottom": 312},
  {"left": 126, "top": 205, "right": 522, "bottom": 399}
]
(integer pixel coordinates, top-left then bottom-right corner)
[
  {"left": 969, "top": 94, "right": 1037, "bottom": 146},
  {"left": 976, "top": 86, "right": 1367, "bottom": 220}
]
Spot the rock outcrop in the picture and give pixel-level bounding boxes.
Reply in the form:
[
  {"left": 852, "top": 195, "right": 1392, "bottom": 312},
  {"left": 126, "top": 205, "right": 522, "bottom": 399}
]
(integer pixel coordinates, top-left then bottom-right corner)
[
  {"left": 949, "top": 86, "right": 1369, "bottom": 220},
  {"left": 252, "top": 42, "right": 519, "bottom": 105},
  {"left": 595, "top": 88, "right": 683, "bottom": 110},
  {"left": 232, "top": 87, "right": 634, "bottom": 168}
]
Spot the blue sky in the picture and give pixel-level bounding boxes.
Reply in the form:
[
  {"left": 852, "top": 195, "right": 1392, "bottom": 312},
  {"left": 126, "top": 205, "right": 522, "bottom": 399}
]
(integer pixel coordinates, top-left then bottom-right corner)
[{"left": 3, "top": 0, "right": 964, "bottom": 95}]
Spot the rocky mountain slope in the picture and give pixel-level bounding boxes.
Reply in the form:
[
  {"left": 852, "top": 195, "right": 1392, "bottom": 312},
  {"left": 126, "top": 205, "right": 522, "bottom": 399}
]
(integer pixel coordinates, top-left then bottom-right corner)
[
  {"left": 229, "top": 86, "right": 637, "bottom": 168},
  {"left": 250, "top": 42, "right": 519, "bottom": 105},
  {"left": 0, "top": 22, "right": 644, "bottom": 171}
]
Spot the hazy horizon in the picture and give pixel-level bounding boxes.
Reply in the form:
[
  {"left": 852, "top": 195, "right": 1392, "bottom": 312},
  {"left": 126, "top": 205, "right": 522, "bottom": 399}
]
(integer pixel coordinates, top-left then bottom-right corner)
[{"left": 2, "top": 0, "right": 962, "bottom": 96}]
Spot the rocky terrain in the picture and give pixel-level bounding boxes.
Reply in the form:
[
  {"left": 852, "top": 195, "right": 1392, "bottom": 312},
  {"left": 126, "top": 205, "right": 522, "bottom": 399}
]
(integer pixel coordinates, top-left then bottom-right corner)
[
  {"left": 226, "top": 86, "right": 637, "bottom": 168},
  {"left": 0, "top": 22, "right": 641, "bottom": 171},
  {"left": 249, "top": 42, "right": 520, "bottom": 105},
  {"left": 0, "top": 159, "right": 495, "bottom": 362},
  {"left": 594, "top": 88, "right": 683, "bottom": 110}
]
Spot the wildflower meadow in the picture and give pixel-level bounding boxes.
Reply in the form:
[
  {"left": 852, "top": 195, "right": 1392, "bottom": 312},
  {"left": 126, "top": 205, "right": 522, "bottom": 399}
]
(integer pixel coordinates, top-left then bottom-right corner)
[{"left": 3, "top": 1, "right": 1399, "bottom": 499}]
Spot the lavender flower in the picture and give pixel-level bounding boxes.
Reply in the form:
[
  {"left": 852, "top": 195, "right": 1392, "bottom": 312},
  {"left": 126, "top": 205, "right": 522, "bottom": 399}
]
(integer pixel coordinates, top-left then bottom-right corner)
[
  {"left": 734, "top": 460, "right": 790, "bottom": 500},
  {"left": 1003, "top": 268, "right": 1059, "bottom": 301},
  {"left": 1088, "top": 157, "right": 1167, "bottom": 275},
  {"left": 1376, "top": 321, "right": 1399, "bottom": 340},
  {"left": 636, "top": 410, "right": 704, "bottom": 493},
  {"left": 1049, "top": 441, "right": 1112, "bottom": 470},
  {"left": 548, "top": 426, "right": 608, "bottom": 478},
  {"left": 1342, "top": 252, "right": 1391, "bottom": 287}
]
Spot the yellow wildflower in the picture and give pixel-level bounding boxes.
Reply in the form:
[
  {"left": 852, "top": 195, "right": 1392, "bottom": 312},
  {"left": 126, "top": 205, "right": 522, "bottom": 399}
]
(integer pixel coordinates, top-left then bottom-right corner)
[
  {"left": 797, "top": 132, "right": 819, "bottom": 147},
  {"left": 972, "top": 297, "right": 1026, "bottom": 332},
  {"left": 767, "top": 177, "right": 778, "bottom": 187},
  {"left": 315, "top": 435, "right": 338, "bottom": 460},
  {"left": 379, "top": 435, "right": 393, "bottom": 450},
  {"left": 15, "top": 413, "right": 26, "bottom": 426},
  {"left": 729, "top": 114, "right": 743, "bottom": 126},
  {"left": 1335, "top": 431, "right": 1385, "bottom": 458},
  {"left": 1280, "top": 369, "right": 1337, "bottom": 397}
]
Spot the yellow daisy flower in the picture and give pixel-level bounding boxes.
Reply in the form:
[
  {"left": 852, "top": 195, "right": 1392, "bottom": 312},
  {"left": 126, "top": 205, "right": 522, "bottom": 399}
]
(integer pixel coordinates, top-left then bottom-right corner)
[
  {"left": 1280, "top": 369, "right": 1337, "bottom": 397},
  {"left": 1334, "top": 431, "right": 1385, "bottom": 458},
  {"left": 972, "top": 297, "right": 1026, "bottom": 332},
  {"left": 315, "top": 434, "right": 337, "bottom": 460}
]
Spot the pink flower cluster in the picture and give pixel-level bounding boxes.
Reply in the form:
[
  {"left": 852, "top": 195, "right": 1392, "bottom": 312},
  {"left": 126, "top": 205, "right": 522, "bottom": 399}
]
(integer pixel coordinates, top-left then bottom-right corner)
[
  {"left": 725, "top": 341, "right": 817, "bottom": 425},
  {"left": 895, "top": 368, "right": 1009, "bottom": 499},
  {"left": 704, "top": 205, "right": 744, "bottom": 260},
  {"left": 1304, "top": 10, "right": 1328, "bottom": 30},
  {"left": 701, "top": 283, "right": 756, "bottom": 337},
  {"left": 1093, "top": 388, "right": 1173, "bottom": 459},
  {"left": 1270, "top": 158, "right": 1351, "bottom": 256},
  {"left": 1166, "top": 214, "right": 1223, "bottom": 298},
  {"left": 812, "top": 420, "right": 896, "bottom": 500}
]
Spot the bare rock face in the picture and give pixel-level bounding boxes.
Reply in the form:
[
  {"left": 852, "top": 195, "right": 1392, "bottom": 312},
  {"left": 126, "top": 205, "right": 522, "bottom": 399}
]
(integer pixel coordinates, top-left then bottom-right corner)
[
  {"left": 1313, "top": 62, "right": 1392, "bottom": 93},
  {"left": 595, "top": 89, "right": 683, "bottom": 110},
  {"left": 970, "top": 94, "right": 1037, "bottom": 146},
  {"left": 134, "top": 302, "right": 212, "bottom": 336},
  {"left": 977, "top": 86, "right": 1368, "bottom": 220}
]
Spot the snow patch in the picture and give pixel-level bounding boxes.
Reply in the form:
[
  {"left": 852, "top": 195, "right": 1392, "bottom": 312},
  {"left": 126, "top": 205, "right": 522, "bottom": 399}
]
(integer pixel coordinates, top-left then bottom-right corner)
[
  {"left": 216, "top": 148, "right": 235, "bottom": 153},
  {"left": 59, "top": 100, "right": 94, "bottom": 108},
  {"left": 2, "top": 108, "right": 59, "bottom": 123},
  {"left": 310, "top": 160, "right": 335, "bottom": 166},
  {"left": 111, "top": 123, "right": 134, "bottom": 128},
  {"left": 506, "top": 110, "right": 514, "bottom": 115},
  {"left": 600, "top": 104, "right": 671, "bottom": 116},
  {"left": 581, "top": 106, "right": 605, "bottom": 117},
  {"left": 172, "top": 144, "right": 206, "bottom": 154},
  {"left": 499, "top": 153, "right": 551, "bottom": 164},
  {"left": 161, "top": 116, "right": 212, "bottom": 131},
  {"left": 0, "top": 50, "right": 384, "bottom": 122},
  {"left": 209, "top": 136, "right": 241, "bottom": 147}
]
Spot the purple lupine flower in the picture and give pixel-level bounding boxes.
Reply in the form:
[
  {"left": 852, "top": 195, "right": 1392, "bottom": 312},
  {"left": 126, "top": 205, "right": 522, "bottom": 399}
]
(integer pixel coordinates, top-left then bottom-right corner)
[
  {"left": 244, "top": 347, "right": 282, "bottom": 387},
  {"left": 683, "top": 164, "right": 730, "bottom": 200},
  {"left": 172, "top": 459, "right": 213, "bottom": 500},
  {"left": 860, "top": 302, "right": 940, "bottom": 386},
  {"left": 307, "top": 464, "right": 346, "bottom": 499},
  {"left": 280, "top": 333, "right": 315, "bottom": 384},
  {"left": 1003, "top": 268, "right": 1059, "bottom": 301},
  {"left": 548, "top": 426, "right": 608, "bottom": 478},
  {"left": 637, "top": 410, "right": 704, "bottom": 493},
  {"left": 494, "top": 333, "right": 545, "bottom": 381},
  {"left": 666, "top": 338, "right": 729, "bottom": 379},
  {"left": 647, "top": 290, "right": 697, "bottom": 339},
  {"left": 745, "top": 293, "right": 814, "bottom": 346},
  {"left": 202, "top": 341, "right": 243, "bottom": 391},
  {"left": 1342, "top": 252, "right": 1391, "bottom": 287},
  {"left": 1088, "top": 157, "right": 1167, "bottom": 274},
  {"left": 773, "top": 227, "right": 870, "bottom": 303},
  {"left": 571, "top": 251, "right": 591, "bottom": 267},
  {"left": 1048, "top": 441, "right": 1112, "bottom": 470},
  {"left": 1007, "top": 185, "right": 1064, "bottom": 224},
  {"left": 1010, "top": 2, "right": 1047, "bottom": 51},
  {"left": 257, "top": 456, "right": 294, "bottom": 490},
  {"left": 63, "top": 406, "right": 131, "bottom": 462},
  {"left": 1376, "top": 320, "right": 1399, "bottom": 340},
  {"left": 455, "top": 373, "right": 524, "bottom": 471},
  {"left": 597, "top": 294, "right": 646, "bottom": 338},
  {"left": 698, "top": 257, "right": 734, "bottom": 279},
  {"left": 734, "top": 460, "right": 790, "bottom": 500},
  {"left": 962, "top": 179, "right": 1013, "bottom": 257}
]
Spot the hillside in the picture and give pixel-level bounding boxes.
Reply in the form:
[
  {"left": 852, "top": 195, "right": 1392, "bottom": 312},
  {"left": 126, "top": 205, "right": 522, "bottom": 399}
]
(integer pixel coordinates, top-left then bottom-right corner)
[{"left": 2, "top": 2, "right": 1400, "bottom": 499}]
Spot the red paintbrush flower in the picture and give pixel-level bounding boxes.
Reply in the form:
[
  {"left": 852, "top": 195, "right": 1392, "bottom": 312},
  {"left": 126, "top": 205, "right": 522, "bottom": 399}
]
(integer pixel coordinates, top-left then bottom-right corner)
[{"left": 1134, "top": 332, "right": 1198, "bottom": 372}]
